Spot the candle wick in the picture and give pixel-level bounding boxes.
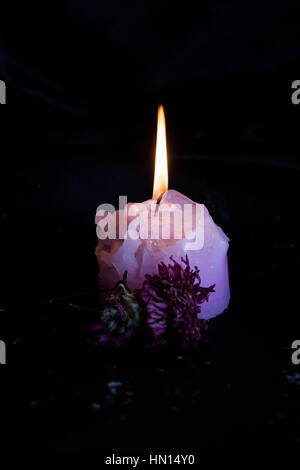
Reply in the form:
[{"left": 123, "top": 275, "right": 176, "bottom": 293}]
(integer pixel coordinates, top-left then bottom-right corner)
[{"left": 155, "top": 191, "right": 165, "bottom": 215}]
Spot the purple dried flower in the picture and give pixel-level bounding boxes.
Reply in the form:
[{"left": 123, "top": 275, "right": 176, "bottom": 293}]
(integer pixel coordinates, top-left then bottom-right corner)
[{"left": 139, "top": 255, "right": 215, "bottom": 347}]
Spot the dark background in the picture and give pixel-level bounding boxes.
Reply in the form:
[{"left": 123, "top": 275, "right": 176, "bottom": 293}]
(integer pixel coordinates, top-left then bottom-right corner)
[{"left": 0, "top": 0, "right": 300, "bottom": 450}]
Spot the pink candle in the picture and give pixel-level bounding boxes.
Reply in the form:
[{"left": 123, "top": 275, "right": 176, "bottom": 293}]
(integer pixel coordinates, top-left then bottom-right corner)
[{"left": 95, "top": 107, "right": 230, "bottom": 320}]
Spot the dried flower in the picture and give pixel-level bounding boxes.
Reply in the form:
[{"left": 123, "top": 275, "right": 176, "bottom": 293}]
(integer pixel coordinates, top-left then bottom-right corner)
[
  {"left": 92, "top": 256, "right": 215, "bottom": 348},
  {"left": 91, "top": 272, "right": 142, "bottom": 348},
  {"left": 139, "top": 255, "right": 215, "bottom": 347}
]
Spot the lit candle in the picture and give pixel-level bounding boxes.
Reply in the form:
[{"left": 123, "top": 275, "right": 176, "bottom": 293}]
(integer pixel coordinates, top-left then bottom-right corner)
[{"left": 95, "top": 106, "right": 230, "bottom": 320}]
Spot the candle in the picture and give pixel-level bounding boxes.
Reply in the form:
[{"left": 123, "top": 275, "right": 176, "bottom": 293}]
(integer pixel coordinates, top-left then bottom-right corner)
[{"left": 95, "top": 106, "right": 230, "bottom": 320}]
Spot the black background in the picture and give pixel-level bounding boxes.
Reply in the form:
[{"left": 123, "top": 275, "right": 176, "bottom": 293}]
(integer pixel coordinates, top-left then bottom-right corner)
[{"left": 1, "top": 0, "right": 300, "bottom": 450}]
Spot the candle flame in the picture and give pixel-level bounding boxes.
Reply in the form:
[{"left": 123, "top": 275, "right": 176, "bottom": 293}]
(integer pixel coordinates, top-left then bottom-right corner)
[{"left": 153, "top": 105, "right": 168, "bottom": 200}]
